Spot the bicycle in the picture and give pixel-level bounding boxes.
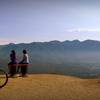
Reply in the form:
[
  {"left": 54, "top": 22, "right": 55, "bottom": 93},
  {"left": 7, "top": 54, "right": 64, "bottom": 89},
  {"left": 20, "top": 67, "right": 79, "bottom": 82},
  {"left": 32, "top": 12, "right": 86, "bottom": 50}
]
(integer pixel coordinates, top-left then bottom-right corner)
[
  {"left": 0, "top": 69, "right": 8, "bottom": 88},
  {"left": 0, "top": 64, "right": 29, "bottom": 88}
]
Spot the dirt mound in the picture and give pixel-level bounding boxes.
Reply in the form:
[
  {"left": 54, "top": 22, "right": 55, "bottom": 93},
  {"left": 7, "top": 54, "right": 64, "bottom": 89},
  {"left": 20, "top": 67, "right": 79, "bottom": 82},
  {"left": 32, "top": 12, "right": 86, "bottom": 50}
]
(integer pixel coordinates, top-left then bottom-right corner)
[{"left": 0, "top": 74, "right": 100, "bottom": 100}]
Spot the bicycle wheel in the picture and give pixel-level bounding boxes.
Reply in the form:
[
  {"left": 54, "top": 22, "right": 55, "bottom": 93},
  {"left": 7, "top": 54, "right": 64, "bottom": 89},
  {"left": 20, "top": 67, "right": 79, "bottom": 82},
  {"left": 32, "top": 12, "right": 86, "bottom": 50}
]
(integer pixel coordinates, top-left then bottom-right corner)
[{"left": 0, "top": 69, "right": 8, "bottom": 88}]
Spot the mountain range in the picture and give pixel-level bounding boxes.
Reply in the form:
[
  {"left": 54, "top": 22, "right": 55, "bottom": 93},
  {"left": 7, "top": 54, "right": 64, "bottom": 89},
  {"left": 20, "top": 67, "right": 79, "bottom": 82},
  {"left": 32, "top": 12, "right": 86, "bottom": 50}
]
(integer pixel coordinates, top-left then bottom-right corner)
[{"left": 1, "top": 39, "right": 100, "bottom": 77}]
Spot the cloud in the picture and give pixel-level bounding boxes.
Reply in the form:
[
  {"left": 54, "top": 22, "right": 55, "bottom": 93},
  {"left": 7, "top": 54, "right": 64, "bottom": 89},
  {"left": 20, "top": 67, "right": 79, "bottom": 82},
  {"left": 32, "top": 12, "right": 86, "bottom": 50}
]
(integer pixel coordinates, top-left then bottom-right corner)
[
  {"left": 0, "top": 38, "right": 15, "bottom": 45},
  {"left": 66, "top": 28, "right": 100, "bottom": 33}
]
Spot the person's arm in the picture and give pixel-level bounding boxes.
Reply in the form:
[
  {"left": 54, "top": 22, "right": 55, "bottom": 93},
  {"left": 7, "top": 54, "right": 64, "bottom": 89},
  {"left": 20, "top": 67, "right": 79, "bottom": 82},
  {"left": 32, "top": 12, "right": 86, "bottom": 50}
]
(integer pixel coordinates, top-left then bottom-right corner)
[{"left": 20, "top": 54, "right": 26, "bottom": 63}]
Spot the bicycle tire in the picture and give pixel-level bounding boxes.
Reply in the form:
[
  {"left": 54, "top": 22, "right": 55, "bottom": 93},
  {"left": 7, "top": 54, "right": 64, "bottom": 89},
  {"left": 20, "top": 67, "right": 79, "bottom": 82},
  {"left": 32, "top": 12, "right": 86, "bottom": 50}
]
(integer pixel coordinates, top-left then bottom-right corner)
[{"left": 0, "top": 69, "right": 8, "bottom": 88}]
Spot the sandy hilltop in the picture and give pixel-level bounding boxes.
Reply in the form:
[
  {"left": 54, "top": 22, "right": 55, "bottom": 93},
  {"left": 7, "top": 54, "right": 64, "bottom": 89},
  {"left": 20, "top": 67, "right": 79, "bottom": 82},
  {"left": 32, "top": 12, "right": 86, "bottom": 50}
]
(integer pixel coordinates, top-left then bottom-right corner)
[{"left": 1, "top": 74, "right": 100, "bottom": 100}]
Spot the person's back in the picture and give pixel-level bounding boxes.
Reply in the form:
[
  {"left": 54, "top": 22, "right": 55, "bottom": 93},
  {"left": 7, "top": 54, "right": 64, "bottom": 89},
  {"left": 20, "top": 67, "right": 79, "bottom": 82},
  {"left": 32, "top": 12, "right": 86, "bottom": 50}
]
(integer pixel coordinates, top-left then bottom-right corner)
[
  {"left": 8, "top": 50, "right": 17, "bottom": 77},
  {"left": 22, "top": 53, "right": 29, "bottom": 64},
  {"left": 10, "top": 51, "right": 17, "bottom": 64},
  {"left": 18, "top": 49, "right": 29, "bottom": 77}
]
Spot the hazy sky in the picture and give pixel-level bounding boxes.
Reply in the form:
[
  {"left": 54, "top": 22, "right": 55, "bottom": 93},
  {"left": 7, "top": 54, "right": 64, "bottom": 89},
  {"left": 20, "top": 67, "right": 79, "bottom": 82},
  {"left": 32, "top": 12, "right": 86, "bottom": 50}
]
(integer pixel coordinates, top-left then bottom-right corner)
[{"left": 0, "top": 0, "right": 100, "bottom": 44}]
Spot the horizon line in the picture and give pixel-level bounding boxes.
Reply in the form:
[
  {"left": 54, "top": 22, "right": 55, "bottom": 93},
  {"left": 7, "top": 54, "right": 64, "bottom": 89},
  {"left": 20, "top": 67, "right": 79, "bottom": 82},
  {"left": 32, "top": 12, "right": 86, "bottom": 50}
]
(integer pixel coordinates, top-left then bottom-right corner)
[{"left": 1, "top": 39, "right": 100, "bottom": 45}]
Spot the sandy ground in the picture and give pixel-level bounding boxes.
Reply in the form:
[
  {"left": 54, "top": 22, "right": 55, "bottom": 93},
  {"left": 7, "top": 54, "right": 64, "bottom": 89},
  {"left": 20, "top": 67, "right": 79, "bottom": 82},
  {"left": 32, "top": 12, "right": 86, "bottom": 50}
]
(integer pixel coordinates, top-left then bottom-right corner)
[{"left": 0, "top": 74, "right": 100, "bottom": 100}]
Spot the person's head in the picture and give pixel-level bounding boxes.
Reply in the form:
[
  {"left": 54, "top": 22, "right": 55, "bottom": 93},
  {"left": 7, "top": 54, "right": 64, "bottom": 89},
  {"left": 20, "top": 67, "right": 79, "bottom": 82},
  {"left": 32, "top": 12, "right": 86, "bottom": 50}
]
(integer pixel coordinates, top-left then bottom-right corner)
[{"left": 23, "top": 49, "right": 27, "bottom": 54}]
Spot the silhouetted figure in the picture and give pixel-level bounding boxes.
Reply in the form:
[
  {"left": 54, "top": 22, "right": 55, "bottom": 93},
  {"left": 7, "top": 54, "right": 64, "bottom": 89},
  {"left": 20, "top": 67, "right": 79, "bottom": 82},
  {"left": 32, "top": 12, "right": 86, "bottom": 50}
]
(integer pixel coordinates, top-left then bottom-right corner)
[
  {"left": 8, "top": 50, "right": 17, "bottom": 77},
  {"left": 18, "top": 49, "right": 29, "bottom": 77}
]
